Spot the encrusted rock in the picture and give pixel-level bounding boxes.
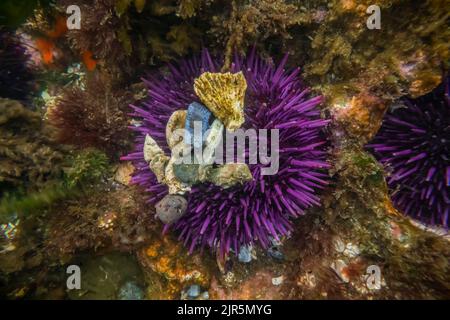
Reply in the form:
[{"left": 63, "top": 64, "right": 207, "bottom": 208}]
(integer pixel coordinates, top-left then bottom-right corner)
[
  {"left": 198, "top": 165, "right": 214, "bottom": 182},
  {"left": 151, "top": 154, "right": 170, "bottom": 184},
  {"left": 173, "top": 163, "right": 200, "bottom": 184},
  {"left": 194, "top": 72, "right": 247, "bottom": 131},
  {"left": 114, "top": 162, "right": 135, "bottom": 185},
  {"left": 155, "top": 194, "right": 188, "bottom": 224},
  {"left": 144, "top": 119, "right": 232, "bottom": 194},
  {"left": 207, "top": 163, "right": 252, "bottom": 188},
  {"left": 138, "top": 235, "right": 211, "bottom": 299},
  {"left": 165, "top": 142, "right": 192, "bottom": 194}
]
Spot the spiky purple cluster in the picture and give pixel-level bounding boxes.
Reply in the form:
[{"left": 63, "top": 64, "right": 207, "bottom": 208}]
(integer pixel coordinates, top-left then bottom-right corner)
[
  {"left": 0, "top": 29, "right": 34, "bottom": 101},
  {"left": 122, "top": 49, "right": 330, "bottom": 255},
  {"left": 368, "top": 77, "right": 449, "bottom": 227}
]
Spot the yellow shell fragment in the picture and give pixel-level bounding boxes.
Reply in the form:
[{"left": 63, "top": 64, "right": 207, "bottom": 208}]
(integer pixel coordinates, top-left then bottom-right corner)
[{"left": 194, "top": 71, "right": 247, "bottom": 131}]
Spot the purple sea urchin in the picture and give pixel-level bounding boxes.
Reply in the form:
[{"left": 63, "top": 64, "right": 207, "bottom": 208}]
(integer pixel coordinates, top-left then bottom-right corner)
[
  {"left": 122, "top": 49, "right": 330, "bottom": 255},
  {"left": 368, "top": 77, "right": 449, "bottom": 227},
  {"left": 0, "top": 29, "right": 34, "bottom": 101}
]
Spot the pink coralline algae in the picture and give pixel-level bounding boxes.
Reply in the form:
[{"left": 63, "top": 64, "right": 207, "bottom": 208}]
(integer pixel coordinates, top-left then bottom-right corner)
[{"left": 122, "top": 48, "right": 330, "bottom": 255}]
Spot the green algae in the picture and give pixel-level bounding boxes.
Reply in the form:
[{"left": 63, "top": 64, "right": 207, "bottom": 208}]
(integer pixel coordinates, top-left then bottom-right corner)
[{"left": 64, "top": 149, "right": 110, "bottom": 189}]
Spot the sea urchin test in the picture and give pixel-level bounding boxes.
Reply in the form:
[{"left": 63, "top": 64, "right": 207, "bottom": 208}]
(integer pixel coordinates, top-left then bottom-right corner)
[{"left": 122, "top": 49, "right": 330, "bottom": 255}]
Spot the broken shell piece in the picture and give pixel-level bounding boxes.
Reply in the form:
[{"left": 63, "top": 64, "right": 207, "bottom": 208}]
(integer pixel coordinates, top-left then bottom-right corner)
[
  {"left": 150, "top": 154, "right": 169, "bottom": 183},
  {"left": 165, "top": 161, "right": 191, "bottom": 194},
  {"left": 272, "top": 276, "right": 284, "bottom": 286},
  {"left": 114, "top": 162, "right": 134, "bottom": 185},
  {"left": 144, "top": 134, "right": 165, "bottom": 163},
  {"left": 194, "top": 72, "right": 247, "bottom": 131},
  {"left": 165, "top": 142, "right": 192, "bottom": 194},
  {"left": 198, "top": 165, "right": 213, "bottom": 182},
  {"left": 173, "top": 163, "right": 200, "bottom": 184},
  {"left": 184, "top": 101, "right": 212, "bottom": 148},
  {"left": 143, "top": 134, "right": 169, "bottom": 182},
  {"left": 207, "top": 163, "right": 252, "bottom": 188},
  {"left": 155, "top": 194, "right": 187, "bottom": 224},
  {"left": 343, "top": 242, "right": 360, "bottom": 258},
  {"left": 238, "top": 244, "right": 253, "bottom": 263},
  {"left": 202, "top": 119, "right": 224, "bottom": 165},
  {"left": 333, "top": 237, "right": 346, "bottom": 253},
  {"left": 166, "top": 110, "right": 187, "bottom": 149}
]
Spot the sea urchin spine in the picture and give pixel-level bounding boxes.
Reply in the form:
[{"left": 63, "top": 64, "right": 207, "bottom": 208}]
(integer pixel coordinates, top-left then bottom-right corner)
[
  {"left": 368, "top": 77, "right": 449, "bottom": 227},
  {"left": 122, "top": 49, "right": 330, "bottom": 255},
  {"left": 0, "top": 29, "right": 34, "bottom": 101}
]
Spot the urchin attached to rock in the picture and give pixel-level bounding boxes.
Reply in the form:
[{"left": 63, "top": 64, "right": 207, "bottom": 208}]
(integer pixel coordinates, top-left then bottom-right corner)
[
  {"left": 123, "top": 49, "right": 330, "bottom": 255},
  {"left": 368, "top": 77, "right": 449, "bottom": 227}
]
